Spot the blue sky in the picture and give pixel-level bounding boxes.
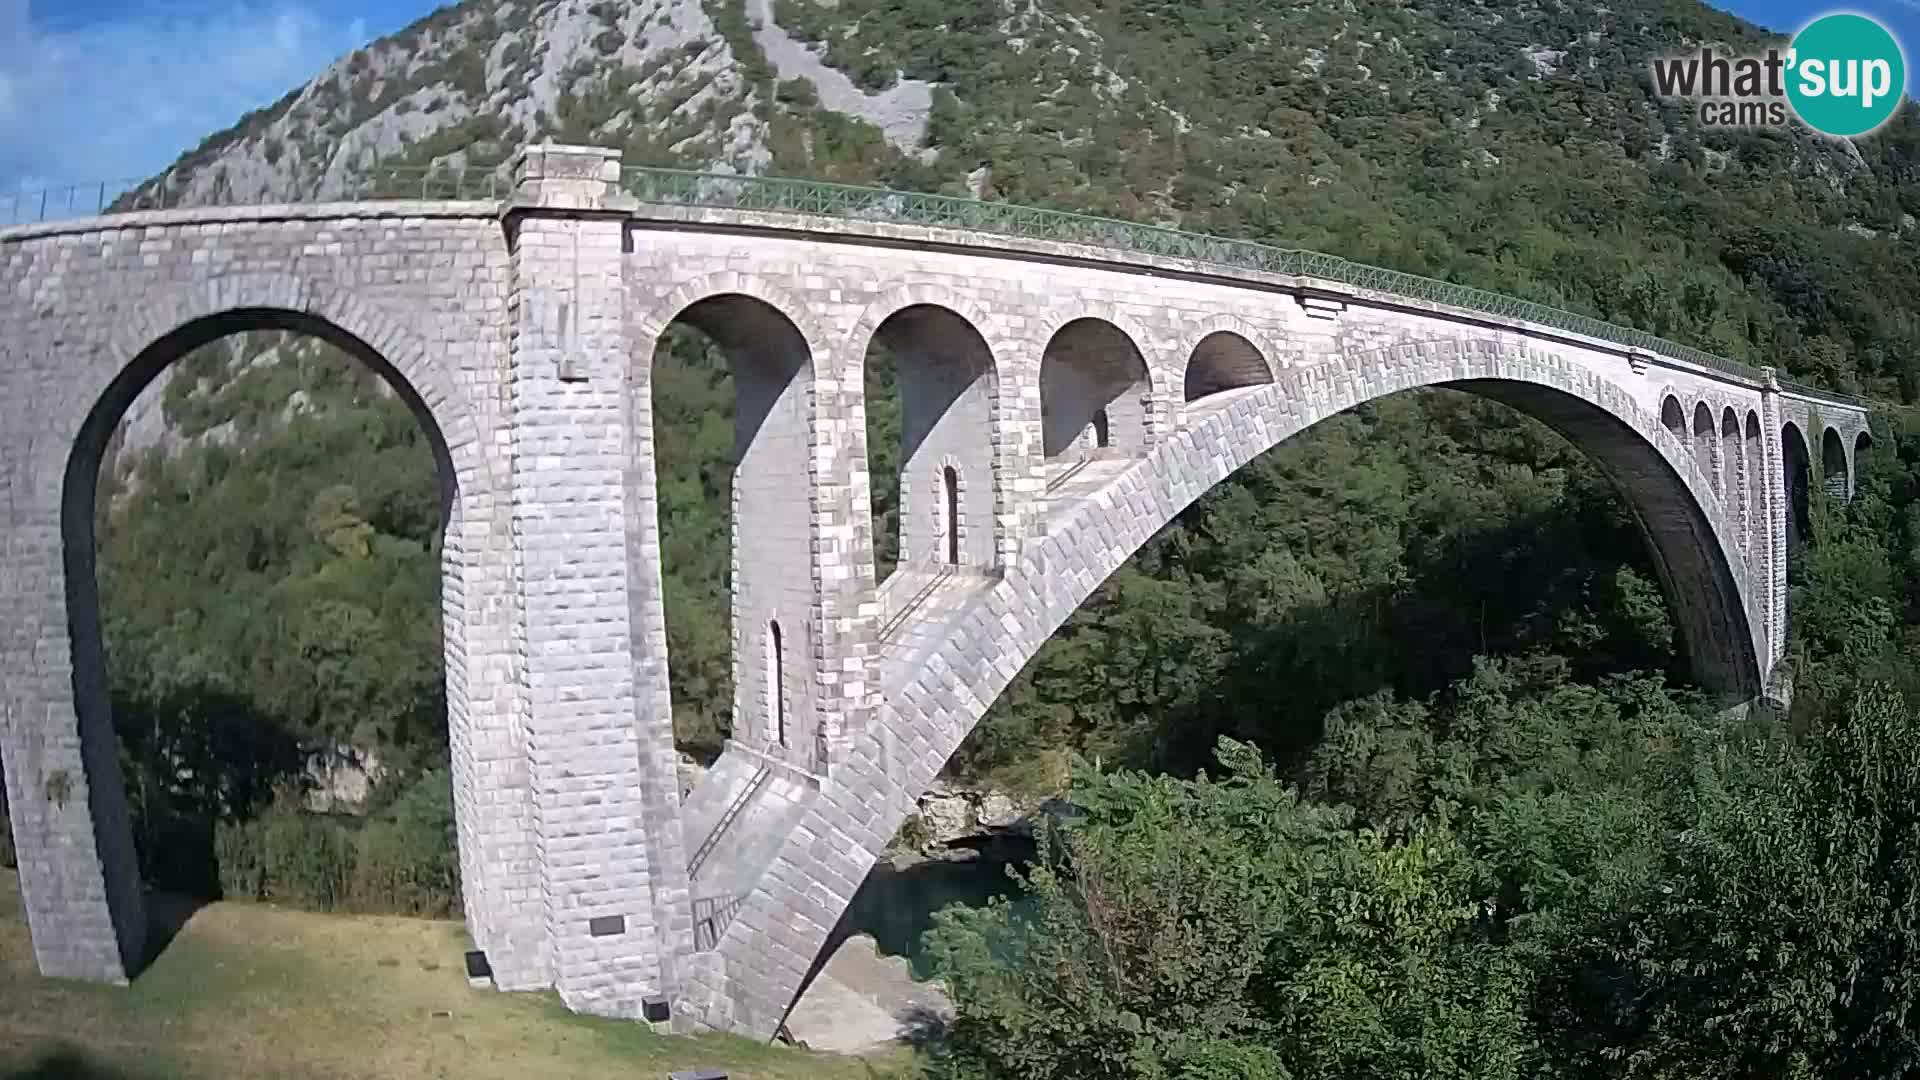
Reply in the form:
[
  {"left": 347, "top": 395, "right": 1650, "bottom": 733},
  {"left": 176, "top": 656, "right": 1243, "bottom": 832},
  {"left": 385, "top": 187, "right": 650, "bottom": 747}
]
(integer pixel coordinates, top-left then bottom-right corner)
[
  {"left": 1, "top": 0, "right": 1916, "bottom": 196},
  {"left": 0, "top": 0, "right": 441, "bottom": 192}
]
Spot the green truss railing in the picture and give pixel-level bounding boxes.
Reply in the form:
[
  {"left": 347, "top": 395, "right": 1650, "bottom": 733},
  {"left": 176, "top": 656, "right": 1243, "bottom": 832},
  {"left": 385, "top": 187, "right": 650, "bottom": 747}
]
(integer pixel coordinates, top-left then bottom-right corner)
[
  {"left": 618, "top": 166, "right": 1869, "bottom": 409},
  {"left": 0, "top": 159, "right": 1877, "bottom": 410}
]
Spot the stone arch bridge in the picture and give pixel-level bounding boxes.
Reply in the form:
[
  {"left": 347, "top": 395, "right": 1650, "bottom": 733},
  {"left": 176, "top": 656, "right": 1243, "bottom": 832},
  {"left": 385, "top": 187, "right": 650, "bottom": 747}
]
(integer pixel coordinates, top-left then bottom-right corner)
[{"left": 0, "top": 145, "right": 1875, "bottom": 1037}]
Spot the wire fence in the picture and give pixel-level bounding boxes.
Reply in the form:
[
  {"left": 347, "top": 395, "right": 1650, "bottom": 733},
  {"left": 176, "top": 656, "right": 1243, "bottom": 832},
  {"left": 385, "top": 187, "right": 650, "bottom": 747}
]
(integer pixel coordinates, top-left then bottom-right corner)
[
  {"left": 0, "top": 159, "right": 1879, "bottom": 409},
  {"left": 0, "top": 166, "right": 512, "bottom": 226}
]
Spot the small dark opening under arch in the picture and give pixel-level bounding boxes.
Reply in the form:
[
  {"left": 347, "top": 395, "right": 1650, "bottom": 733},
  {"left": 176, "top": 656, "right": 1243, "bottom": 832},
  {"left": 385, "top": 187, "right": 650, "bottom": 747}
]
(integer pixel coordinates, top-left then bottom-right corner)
[
  {"left": 943, "top": 465, "right": 960, "bottom": 565},
  {"left": 769, "top": 619, "right": 786, "bottom": 747},
  {"left": 1093, "top": 409, "right": 1111, "bottom": 449}
]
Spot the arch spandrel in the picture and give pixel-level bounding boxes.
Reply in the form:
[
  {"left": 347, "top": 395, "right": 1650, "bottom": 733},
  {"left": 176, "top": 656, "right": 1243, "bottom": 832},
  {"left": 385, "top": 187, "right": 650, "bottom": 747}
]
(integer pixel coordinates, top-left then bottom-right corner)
[{"left": 693, "top": 334, "right": 1768, "bottom": 1036}]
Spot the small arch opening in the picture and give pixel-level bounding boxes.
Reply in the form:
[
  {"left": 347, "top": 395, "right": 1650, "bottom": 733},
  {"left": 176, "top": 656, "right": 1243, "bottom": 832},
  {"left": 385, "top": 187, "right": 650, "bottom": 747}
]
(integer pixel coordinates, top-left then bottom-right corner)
[
  {"left": 1783, "top": 421, "right": 1812, "bottom": 552},
  {"left": 1041, "top": 318, "right": 1150, "bottom": 459},
  {"left": 1744, "top": 411, "right": 1763, "bottom": 556},
  {"left": 768, "top": 619, "right": 787, "bottom": 747},
  {"left": 1822, "top": 426, "right": 1849, "bottom": 502},
  {"left": 1660, "top": 395, "right": 1686, "bottom": 443},
  {"left": 943, "top": 465, "right": 961, "bottom": 565},
  {"left": 861, "top": 304, "right": 997, "bottom": 580},
  {"left": 649, "top": 293, "right": 814, "bottom": 761},
  {"left": 1728, "top": 405, "right": 1743, "bottom": 530},
  {"left": 1184, "top": 330, "right": 1272, "bottom": 402},
  {"left": 1719, "top": 407, "right": 1741, "bottom": 508}
]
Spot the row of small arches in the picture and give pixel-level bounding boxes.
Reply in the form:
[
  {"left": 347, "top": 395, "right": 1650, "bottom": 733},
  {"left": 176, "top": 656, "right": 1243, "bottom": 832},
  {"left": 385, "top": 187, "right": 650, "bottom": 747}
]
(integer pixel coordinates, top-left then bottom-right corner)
[
  {"left": 668, "top": 294, "right": 1275, "bottom": 453},
  {"left": 1659, "top": 396, "right": 1765, "bottom": 509},
  {"left": 1658, "top": 393, "right": 1871, "bottom": 552},
  {"left": 665, "top": 297, "right": 1281, "bottom": 756},
  {"left": 666, "top": 295, "right": 1279, "bottom": 580}
]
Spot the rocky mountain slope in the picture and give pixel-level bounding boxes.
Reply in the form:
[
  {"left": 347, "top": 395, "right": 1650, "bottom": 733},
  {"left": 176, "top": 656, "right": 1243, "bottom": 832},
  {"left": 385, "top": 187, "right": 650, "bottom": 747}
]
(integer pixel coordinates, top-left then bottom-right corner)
[
  {"left": 134, "top": 0, "right": 1918, "bottom": 231},
  {"left": 132, "top": 0, "right": 920, "bottom": 205}
]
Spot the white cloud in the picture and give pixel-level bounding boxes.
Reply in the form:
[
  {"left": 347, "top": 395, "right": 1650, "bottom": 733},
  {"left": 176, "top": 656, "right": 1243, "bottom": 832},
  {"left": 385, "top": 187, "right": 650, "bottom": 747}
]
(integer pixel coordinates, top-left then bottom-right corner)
[{"left": 0, "top": 0, "right": 377, "bottom": 193}]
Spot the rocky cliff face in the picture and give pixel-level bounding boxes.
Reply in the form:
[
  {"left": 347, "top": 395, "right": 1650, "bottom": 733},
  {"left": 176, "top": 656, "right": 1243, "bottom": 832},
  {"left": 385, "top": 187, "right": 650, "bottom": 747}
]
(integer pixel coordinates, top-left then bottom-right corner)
[
  {"left": 137, "top": 0, "right": 768, "bottom": 203},
  {"left": 127, "top": 0, "right": 954, "bottom": 207}
]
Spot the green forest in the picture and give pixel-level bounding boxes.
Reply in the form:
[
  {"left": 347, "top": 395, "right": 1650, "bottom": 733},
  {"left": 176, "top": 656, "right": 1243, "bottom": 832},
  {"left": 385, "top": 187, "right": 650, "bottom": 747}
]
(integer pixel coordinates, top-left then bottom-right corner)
[{"left": 5, "top": 0, "right": 1920, "bottom": 1072}]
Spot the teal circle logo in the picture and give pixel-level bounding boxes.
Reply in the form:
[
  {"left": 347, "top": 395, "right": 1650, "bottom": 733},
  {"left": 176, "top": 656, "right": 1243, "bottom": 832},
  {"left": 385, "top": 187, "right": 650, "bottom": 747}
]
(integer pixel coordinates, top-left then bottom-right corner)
[{"left": 1786, "top": 13, "right": 1907, "bottom": 137}]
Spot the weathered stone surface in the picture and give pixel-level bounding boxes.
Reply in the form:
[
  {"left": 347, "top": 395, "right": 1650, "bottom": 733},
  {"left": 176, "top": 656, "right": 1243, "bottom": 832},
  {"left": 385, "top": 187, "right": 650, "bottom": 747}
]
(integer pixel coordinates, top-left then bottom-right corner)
[
  {"left": 0, "top": 143, "right": 1873, "bottom": 1042},
  {"left": 913, "top": 788, "right": 972, "bottom": 848}
]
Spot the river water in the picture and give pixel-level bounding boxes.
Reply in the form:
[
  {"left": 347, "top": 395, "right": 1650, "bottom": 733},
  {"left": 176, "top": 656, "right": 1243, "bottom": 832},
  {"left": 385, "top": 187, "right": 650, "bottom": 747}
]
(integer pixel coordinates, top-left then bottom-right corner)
[{"left": 836, "top": 835, "right": 1038, "bottom": 979}]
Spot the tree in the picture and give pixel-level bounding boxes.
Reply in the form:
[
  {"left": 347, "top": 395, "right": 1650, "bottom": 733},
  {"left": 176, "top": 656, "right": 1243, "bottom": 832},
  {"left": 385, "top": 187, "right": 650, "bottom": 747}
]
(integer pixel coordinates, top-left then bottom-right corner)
[{"left": 926, "top": 741, "right": 1537, "bottom": 1080}]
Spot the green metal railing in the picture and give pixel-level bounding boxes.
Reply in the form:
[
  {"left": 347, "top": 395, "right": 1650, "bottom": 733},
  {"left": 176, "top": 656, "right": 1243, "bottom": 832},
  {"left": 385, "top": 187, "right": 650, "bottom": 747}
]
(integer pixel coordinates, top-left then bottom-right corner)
[
  {"left": 618, "top": 166, "right": 1870, "bottom": 408},
  {"left": 0, "top": 158, "right": 1878, "bottom": 409}
]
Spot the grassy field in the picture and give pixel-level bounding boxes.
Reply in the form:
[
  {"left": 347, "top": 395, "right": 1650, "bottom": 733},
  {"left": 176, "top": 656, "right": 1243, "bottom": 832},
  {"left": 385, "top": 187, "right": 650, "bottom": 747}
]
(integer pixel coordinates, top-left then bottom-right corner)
[{"left": 0, "top": 871, "right": 914, "bottom": 1079}]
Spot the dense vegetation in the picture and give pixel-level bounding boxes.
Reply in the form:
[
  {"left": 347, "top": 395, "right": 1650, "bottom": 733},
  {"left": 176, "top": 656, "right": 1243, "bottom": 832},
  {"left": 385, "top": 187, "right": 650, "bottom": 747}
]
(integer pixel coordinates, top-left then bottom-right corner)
[
  {"left": 924, "top": 473, "right": 1920, "bottom": 1078},
  {"left": 6, "top": 0, "right": 1918, "bottom": 1072},
  {"left": 90, "top": 333, "right": 457, "bottom": 906}
]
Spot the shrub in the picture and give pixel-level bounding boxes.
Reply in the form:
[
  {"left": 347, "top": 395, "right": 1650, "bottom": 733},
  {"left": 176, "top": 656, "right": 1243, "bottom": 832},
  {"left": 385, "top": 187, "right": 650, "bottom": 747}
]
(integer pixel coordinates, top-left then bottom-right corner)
[
  {"left": 217, "top": 808, "right": 353, "bottom": 909},
  {"left": 215, "top": 770, "right": 458, "bottom": 916},
  {"left": 927, "top": 741, "right": 1537, "bottom": 1080},
  {"left": 350, "top": 769, "right": 458, "bottom": 916},
  {"left": 891, "top": 812, "right": 933, "bottom": 853},
  {"left": 775, "top": 77, "right": 818, "bottom": 107}
]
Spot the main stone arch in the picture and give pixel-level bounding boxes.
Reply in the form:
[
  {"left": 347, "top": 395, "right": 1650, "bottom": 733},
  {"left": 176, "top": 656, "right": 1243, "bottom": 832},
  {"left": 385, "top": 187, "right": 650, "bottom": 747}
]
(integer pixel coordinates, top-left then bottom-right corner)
[
  {"left": 683, "top": 335, "right": 1763, "bottom": 1037},
  {"left": 1, "top": 274, "right": 514, "bottom": 987}
]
